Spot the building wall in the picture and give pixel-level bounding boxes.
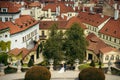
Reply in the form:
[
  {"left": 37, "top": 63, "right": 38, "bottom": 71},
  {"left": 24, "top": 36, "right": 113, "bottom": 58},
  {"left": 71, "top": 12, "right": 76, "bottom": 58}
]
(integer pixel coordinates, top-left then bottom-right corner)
[
  {"left": 10, "top": 24, "right": 39, "bottom": 49},
  {"left": 99, "top": 34, "right": 120, "bottom": 49}
]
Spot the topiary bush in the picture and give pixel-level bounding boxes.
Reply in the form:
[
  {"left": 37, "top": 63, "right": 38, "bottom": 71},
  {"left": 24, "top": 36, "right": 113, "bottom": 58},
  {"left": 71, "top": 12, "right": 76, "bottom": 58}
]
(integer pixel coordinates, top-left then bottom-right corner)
[
  {"left": 78, "top": 67, "right": 105, "bottom": 80},
  {"left": 25, "top": 66, "right": 51, "bottom": 80}
]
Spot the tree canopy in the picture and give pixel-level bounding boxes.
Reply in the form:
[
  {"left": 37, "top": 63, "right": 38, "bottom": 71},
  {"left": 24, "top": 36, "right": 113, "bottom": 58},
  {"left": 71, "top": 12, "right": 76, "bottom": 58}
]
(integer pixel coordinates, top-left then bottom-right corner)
[
  {"left": 63, "top": 23, "right": 88, "bottom": 64},
  {"left": 43, "top": 23, "right": 64, "bottom": 64}
]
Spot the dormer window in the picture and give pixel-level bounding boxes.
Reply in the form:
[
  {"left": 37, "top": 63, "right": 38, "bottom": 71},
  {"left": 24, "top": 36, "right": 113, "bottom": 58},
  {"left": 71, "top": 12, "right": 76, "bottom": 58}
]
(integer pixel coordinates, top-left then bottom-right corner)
[{"left": 1, "top": 8, "right": 8, "bottom": 12}]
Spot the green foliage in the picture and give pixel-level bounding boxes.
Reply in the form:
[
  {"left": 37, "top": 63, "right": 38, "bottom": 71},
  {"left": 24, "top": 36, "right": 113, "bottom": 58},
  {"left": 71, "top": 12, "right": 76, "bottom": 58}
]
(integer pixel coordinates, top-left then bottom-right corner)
[
  {"left": 43, "top": 23, "right": 64, "bottom": 64},
  {"left": 28, "top": 58, "right": 34, "bottom": 67},
  {"left": 78, "top": 64, "right": 91, "bottom": 70},
  {"left": 79, "top": 67, "right": 105, "bottom": 80},
  {"left": 63, "top": 23, "right": 88, "bottom": 63},
  {"left": 25, "top": 66, "right": 51, "bottom": 80},
  {"left": 4, "top": 66, "right": 17, "bottom": 74},
  {"left": 90, "top": 60, "right": 95, "bottom": 67},
  {"left": 0, "top": 41, "right": 11, "bottom": 51},
  {"left": 0, "top": 52, "right": 8, "bottom": 65}
]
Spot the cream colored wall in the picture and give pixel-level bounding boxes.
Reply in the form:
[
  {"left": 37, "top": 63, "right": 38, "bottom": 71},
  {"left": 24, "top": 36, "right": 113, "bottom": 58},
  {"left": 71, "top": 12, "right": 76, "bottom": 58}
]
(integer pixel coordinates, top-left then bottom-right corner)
[
  {"left": 102, "top": 51, "right": 120, "bottom": 64},
  {"left": 100, "top": 34, "right": 120, "bottom": 49}
]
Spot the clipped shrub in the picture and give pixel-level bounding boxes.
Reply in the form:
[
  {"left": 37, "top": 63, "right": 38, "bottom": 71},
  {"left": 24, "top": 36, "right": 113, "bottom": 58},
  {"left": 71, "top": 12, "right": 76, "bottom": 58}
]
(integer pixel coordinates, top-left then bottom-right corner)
[
  {"left": 25, "top": 66, "right": 51, "bottom": 80},
  {"left": 78, "top": 67, "right": 105, "bottom": 80},
  {"left": 4, "top": 66, "right": 17, "bottom": 74},
  {"left": 89, "top": 60, "right": 95, "bottom": 67}
]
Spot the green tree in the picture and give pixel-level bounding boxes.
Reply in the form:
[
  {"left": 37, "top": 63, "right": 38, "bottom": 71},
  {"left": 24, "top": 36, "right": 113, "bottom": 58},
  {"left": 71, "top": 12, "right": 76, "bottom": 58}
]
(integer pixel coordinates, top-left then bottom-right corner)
[
  {"left": 43, "top": 23, "right": 64, "bottom": 64},
  {"left": 63, "top": 23, "right": 88, "bottom": 64}
]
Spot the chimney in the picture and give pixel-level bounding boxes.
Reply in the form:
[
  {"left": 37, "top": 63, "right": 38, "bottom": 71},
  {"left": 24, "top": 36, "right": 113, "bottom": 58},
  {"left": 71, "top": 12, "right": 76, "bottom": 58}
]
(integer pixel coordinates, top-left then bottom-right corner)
[
  {"left": 114, "top": 3, "right": 118, "bottom": 9},
  {"left": 82, "top": 6, "right": 85, "bottom": 12},
  {"left": 90, "top": 6, "right": 93, "bottom": 13},
  {"left": 114, "top": 9, "right": 119, "bottom": 20}
]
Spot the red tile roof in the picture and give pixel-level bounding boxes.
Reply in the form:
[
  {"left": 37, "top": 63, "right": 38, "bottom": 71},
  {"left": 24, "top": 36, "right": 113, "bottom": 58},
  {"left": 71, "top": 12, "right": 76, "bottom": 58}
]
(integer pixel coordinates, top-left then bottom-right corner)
[
  {"left": 0, "top": 21, "right": 9, "bottom": 30},
  {"left": 9, "top": 48, "right": 30, "bottom": 59},
  {"left": 39, "top": 16, "right": 87, "bottom": 29},
  {"left": 77, "top": 12, "right": 110, "bottom": 27},
  {"left": 100, "top": 46, "right": 117, "bottom": 54},
  {"left": 0, "top": 1, "right": 20, "bottom": 13},
  {"left": 99, "top": 18, "right": 120, "bottom": 39},
  {"left": 28, "top": 1, "right": 41, "bottom": 7},
  {"left": 43, "top": 3, "right": 74, "bottom": 13},
  {"left": 39, "top": 21, "right": 67, "bottom": 29},
  {"left": 5, "top": 15, "right": 38, "bottom": 35},
  {"left": 66, "top": 16, "right": 87, "bottom": 29},
  {"left": 87, "top": 33, "right": 108, "bottom": 54}
]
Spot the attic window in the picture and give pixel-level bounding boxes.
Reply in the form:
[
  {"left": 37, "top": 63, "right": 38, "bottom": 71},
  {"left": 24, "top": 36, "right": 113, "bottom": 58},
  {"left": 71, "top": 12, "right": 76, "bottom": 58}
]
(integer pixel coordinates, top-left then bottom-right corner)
[
  {"left": 20, "top": 26, "right": 23, "bottom": 28},
  {"left": 97, "top": 22, "right": 99, "bottom": 23},
  {"left": 114, "top": 31, "right": 116, "bottom": 34}
]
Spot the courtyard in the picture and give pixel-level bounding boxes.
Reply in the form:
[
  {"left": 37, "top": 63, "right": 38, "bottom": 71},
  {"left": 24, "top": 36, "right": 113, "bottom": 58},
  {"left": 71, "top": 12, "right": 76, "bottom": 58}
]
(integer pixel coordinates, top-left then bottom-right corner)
[{"left": 0, "top": 71, "right": 120, "bottom": 80}]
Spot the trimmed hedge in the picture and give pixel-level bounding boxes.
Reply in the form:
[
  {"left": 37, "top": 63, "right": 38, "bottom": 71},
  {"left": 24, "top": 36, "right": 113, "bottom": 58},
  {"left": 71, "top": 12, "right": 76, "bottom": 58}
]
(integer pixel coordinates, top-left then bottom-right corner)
[
  {"left": 4, "top": 66, "right": 17, "bottom": 74},
  {"left": 25, "top": 66, "right": 51, "bottom": 80},
  {"left": 78, "top": 67, "right": 105, "bottom": 80}
]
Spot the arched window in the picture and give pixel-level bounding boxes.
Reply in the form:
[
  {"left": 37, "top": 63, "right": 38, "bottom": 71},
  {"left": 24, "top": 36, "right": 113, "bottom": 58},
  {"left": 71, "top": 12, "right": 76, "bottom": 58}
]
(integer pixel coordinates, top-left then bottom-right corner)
[
  {"left": 111, "top": 55, "right": 114, "bottom": 60},
  {"left": 105, "top": 55, "right": 109, "bottom": 61},
  {"left": 116, "top": 55, "right": 119, "bottom": 60}
]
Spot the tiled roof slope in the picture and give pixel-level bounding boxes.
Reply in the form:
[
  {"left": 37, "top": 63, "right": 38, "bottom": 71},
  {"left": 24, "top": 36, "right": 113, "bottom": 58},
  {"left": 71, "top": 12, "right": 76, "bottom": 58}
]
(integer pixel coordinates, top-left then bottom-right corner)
[
  {"left": 86, "top": 33, "right": 108, "bottom": 54},
  {"left": 66, "top": 16, "right": 87, "bottom": 29},
  {"left": 40, "top": 17, "right": 86, "bottom": 29},
  {"left": 0, "top": 21, "right": 9, "bottom": 30},
  {"left": 77, "top": 12, "right": 110, "bottom": 27},
  {"left": 0, "top": 1, "right": 20, "bottom": 13},
  {"left": 39, "top": 21, "right": 67, "bottom": 29},
  {"left": 99, "top": 18, "right": 120, "bottom": 39},
  {"left": 43, "top": 3, "right": 74, "bottom": 13},
  {"left": 28, "top": 1, "right": 41, "bottom": 7},
  {"left": 5, "top": 15, "right": 38, "bottom": 35}
]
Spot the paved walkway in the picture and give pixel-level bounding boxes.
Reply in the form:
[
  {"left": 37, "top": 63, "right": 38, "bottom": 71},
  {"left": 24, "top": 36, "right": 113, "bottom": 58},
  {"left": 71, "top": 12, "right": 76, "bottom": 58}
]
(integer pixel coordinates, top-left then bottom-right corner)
[{"left": 0, "top": 71, "right": 120, "bottom": 80}]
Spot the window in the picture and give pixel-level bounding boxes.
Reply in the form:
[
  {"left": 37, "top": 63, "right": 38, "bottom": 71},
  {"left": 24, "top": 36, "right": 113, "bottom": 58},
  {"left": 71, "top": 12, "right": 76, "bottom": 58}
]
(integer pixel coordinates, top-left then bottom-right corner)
[
  {"left": 42, "top": 31, "right": 45, "bottom": 36},
  {"left": 15, "top": 40, "right": 17, "bottom": 42},
  {"left": 105, "top": 55, "right": 109, "bottom": 61},
  {"left": 109, "top": 37, "right": 111, "bottom": 41},
  {"left": 114, "top": 38, "right": 116, "bottom": 43},
  {"left": 5, "top": 35, "right": 7, "bottom": 38},
  {"left": 111, "top": 55, "right": 114, "bottom": 60},
  {"left": 2, "top": 8, "right": 7, "bottom": 12},
  {"left": 5, "top": 17, "right": 8, "bottom": 21},
  {"left": 23, "top": 37, "right": 25, "bottom": 42},
  {"left": 0, "top": 17, "right": 2, "bottom": 21},
  {"left": 116, "top": 55, "right": 119, "bottom": 60}
]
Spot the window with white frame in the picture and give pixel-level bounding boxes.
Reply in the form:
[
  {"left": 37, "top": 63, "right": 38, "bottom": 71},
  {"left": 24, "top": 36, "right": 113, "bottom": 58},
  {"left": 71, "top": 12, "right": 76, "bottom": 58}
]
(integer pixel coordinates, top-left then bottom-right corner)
[
  {"left": 1, "top": 8, "right": 7, "bottom": 12},
  {"left": 105, "top": 55, "right": 109, "bottom": 61},
  {"left": 111, "top": 55, "right": 114, "bottom": 60},
  {"left": 116, "top": 55, "right": 119, "bottom": 60}
]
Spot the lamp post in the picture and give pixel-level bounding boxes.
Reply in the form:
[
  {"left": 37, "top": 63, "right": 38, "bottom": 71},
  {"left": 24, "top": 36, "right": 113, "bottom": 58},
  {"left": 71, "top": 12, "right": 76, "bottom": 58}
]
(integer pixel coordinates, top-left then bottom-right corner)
[
  {"left": 75, "top": 59, "right": 79, "bottom": 71},
  {"left": 49, "top": 59, "right": 54, "bottom": 71}
]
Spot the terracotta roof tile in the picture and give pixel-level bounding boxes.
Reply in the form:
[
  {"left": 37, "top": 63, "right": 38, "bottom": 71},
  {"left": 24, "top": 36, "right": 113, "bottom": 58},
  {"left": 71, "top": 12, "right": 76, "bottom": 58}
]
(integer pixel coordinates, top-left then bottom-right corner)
[
  {"left": 99, "top": 18, "right": 120, "bottom": 39},
  {"left": 28, "top": 1, "right": 41, "bottom": 7},
  {"left": 0, "top": 1, "right": 20, "bottom": 13},
  {"left": 66, "top": 16, "right": 87, "bottom": 29},
  {"left": 39, "top": 21, "right": 67, "bottom": 29},
  {"left": 5, "top": 15, "right": 38, "bottom": 34},
  {"left": 100, "top": 47, "right": 117, "bottom": 54},
  {"left": 0, "top": 21, "right": 9, "bottom": 30},
  {"left": 87, "top": 33, "right": 108, "bottom": 54},
  {"left": 77, "top": 12, "right": 110, "bottom": 27},
  {"left": 43, "top": 3, "right": 74, "bottom": 13}
]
